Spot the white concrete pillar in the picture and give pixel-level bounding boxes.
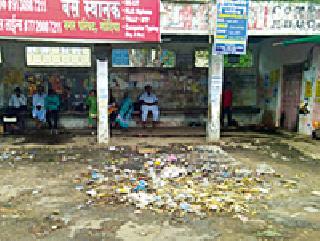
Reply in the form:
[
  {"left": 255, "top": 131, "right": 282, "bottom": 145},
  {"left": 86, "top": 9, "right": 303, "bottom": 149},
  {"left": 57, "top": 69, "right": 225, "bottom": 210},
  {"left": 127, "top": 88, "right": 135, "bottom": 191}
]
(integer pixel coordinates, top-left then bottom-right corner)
[
  {"left": 207, "top": 46, "right": 224, "bottom": 142},
  {"left": 96, "top": 59, "right": 109, "bottom": 144}
]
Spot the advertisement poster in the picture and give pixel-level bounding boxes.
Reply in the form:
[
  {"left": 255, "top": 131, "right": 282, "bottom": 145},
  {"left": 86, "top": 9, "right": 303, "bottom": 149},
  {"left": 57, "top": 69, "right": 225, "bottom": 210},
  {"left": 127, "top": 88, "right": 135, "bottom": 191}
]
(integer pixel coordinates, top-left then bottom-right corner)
[
  {"left": 214, "top": 0, "right": 249, "bottom": 55},
  {"left": 112, "top": 48, "right": 175, "bottom": 68},
  {"left": 0, "top": 0, "right": 160, "bottom": 41},
  {"left": 316, "top": 79, "right": 320, "bottom": 98},
  {"left": 161, "top": 2, "right": 210, "bottom": 34},
  {"left": 305, "top": 80, "right": 313, "bottom": 98},
  {"left": 195, "top": 50, "right": 209, "bottom": 68}
]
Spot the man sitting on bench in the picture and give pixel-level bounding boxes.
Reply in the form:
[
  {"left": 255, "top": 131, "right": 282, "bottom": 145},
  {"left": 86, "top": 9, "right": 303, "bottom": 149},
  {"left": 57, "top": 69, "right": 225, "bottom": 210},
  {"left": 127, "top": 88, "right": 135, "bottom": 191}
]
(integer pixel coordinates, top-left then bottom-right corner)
[
  {"left": 8, "top": 87, "right": 27, "bottom": 130},
  {"left": 139, "top": 85, "right": 159, "bottom": 128}
]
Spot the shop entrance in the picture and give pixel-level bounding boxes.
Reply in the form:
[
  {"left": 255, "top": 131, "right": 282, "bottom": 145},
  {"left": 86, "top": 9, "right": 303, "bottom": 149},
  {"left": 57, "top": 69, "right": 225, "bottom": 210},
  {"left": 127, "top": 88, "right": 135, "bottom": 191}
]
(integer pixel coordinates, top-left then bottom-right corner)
[{"left": 281, "top": 63, "right": 303, "bottom": 131}]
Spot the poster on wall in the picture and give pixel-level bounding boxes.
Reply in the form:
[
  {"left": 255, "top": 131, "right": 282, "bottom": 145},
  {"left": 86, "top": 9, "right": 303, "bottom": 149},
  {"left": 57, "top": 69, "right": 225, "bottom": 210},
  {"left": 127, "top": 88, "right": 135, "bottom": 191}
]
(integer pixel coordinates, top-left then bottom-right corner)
[
  {"left": 160, "top": 50, "right": 175, "bottom": 68},
  {"left": 161, "top": 2, "right": 210, "bottom": 34},
  {"left": 0, "top": 0, "right": 160, "bottom": 41},
  {"left": 112, "top": 49, "right": 176, "bottom": 68},
  {"left": 195, "top": 49, "right": 209, "bottom": 68},
  {"left": 305, "top": 80, "right": 313, "bottom": 98},
  {"left": 214, "top": 0, "right": 249, "bottom": 55},
  {"left": 316, "top": 79, "right": 320, "bottom": 98},
  {"left": 194, "top": 49, "right": 253, "bottom": 68}
]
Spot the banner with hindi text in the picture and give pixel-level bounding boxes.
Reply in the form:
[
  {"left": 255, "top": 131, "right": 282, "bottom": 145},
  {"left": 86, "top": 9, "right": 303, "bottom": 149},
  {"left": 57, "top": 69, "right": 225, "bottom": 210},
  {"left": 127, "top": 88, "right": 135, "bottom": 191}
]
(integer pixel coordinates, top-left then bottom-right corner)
[{"left": 0, "top": 0, "right": 160, "bottom": 41}]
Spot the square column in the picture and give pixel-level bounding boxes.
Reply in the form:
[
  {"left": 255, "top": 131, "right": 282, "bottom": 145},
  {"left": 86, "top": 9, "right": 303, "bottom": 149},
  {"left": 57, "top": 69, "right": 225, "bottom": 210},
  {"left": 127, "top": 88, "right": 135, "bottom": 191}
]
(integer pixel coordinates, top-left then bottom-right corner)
[
  {"left": 207, "top": 46, "right": 224, "bottom": 142},
  {"left": 97, "top": 59, "right": 109, "bottom": 144}
]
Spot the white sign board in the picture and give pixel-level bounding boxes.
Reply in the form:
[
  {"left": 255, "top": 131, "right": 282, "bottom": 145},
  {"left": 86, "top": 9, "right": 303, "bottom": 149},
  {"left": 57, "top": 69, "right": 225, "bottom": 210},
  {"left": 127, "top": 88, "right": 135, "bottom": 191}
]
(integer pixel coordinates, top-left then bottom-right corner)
[
  {"left": 248, "top": 2, "right": 320, "bottom": 35},
  {"left": 26, "top": 47, "right": 91, "bottom": 67}
]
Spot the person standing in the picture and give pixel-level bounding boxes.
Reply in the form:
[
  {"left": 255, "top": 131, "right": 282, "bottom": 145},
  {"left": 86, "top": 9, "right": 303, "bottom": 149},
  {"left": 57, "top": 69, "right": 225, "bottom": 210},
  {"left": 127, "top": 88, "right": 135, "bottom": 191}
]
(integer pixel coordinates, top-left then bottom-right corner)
[
  {"left": 108, "top": 90, "right": 117, "bottom": 128},
  {"left": 45, "top": 89, "right": 60, "bottom": 134},
  {"left": 32, "top": 86, "right": 47, "bottom": 129},
  {"left": 222, "top": 82, "right": 233, "bottom": 127},
  {"left": 85, "top": 90, "right": 97, "bottom": 129},
  {"left": 139, "top": 85, "right": 159, "bottom": 128},
  {"left": 8, "top": 87, "right": 27, "bottom": 129}
]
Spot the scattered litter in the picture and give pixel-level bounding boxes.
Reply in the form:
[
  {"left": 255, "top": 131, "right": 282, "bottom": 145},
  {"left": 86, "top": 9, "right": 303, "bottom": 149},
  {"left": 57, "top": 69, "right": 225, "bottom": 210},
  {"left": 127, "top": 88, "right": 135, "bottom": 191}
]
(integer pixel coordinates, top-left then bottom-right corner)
[
  {"left": 256, "top": 163, "right": 275, "bottom": 175},
  {"left": 304, "top": 207, "right": 320, "bottom": 213},
  {"left": 76, "top": 145, "right": 275, "bottom": 218},
  {"left": 311, "top": 191, "right": 320, "bottom": 197}
]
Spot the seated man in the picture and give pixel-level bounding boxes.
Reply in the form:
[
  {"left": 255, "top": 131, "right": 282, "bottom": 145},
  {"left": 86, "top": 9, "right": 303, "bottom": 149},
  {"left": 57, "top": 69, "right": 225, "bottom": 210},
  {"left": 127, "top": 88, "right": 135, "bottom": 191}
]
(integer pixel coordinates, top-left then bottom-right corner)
[
  {"left": 32, "top": 86, "right": 47, "bottom": 129},
  {"left": 8, "top": 87, "right": 27, "bottom": 130},
  {"left": 139, "top": 85, "right": 159, "bottom": 128}
]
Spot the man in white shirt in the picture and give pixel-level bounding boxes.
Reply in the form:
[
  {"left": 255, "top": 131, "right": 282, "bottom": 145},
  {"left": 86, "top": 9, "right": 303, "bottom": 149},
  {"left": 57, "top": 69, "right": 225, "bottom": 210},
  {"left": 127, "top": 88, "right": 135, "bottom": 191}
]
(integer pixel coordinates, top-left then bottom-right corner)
[
  {"left": 8, "top": 87, "right": 27, "bottom": 129},
  {"left": 139, "top": 85, "right": 159, "bottom": 128},
  {"left": 9, "top": 87, "right": 27, "bottom": 109},
  {"left": 32, "top": 86, "right": 47, "bottom": 128}
]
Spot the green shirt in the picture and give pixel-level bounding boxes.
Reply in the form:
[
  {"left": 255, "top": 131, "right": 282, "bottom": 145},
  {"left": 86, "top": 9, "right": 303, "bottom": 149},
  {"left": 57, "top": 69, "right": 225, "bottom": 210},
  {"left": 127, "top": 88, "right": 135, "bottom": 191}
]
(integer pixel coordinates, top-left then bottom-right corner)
[
  {"left": 45, "top": 95, "right": 60, "bottom": 111},
  {"left": 86, "top": 96, "right": 97, "bottom": 115}
]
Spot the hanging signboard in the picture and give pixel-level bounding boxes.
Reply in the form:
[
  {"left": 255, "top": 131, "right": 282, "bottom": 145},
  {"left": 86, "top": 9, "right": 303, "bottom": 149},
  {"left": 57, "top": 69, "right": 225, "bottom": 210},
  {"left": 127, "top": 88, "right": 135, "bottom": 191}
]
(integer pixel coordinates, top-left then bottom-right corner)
[
  {"left": 214, "top": 0, "right": 249, "bottom": 55},
  {"left": 26, "top": 46, "right": 91, "bottom": 67},
  {"left": 248, "top": 2, "right": 320, "bottom": 35},
  {"left": 0, "top": 0, "right": 160, "bottom": 41}
]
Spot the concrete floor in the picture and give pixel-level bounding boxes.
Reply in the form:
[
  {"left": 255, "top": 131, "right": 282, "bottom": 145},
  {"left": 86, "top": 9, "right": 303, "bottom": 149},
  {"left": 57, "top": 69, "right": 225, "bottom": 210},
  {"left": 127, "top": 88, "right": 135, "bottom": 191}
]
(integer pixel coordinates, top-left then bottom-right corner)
[{"left": 0, "top": 132, "right": 319, "bottom": 240}]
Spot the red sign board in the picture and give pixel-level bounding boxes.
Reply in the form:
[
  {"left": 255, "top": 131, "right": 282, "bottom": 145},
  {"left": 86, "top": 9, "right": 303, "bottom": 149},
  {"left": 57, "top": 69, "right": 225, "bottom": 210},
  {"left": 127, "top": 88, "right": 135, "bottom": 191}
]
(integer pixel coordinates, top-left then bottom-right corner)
[{"left": 0, "top": 0, "right": 160, "bottom": 41}]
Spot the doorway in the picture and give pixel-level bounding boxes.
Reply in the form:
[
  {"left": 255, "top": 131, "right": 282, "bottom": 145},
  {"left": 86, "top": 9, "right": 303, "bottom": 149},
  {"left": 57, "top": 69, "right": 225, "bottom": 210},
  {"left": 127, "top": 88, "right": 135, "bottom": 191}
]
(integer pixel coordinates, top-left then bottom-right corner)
[{"left": 281, "top": 64, "right": 303, "bottom": 131}]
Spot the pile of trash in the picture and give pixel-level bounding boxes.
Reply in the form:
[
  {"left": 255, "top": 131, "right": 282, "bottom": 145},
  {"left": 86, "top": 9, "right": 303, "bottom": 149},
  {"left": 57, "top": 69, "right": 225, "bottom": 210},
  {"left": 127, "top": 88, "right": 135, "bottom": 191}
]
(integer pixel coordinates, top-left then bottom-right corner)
[{"left": 75, "top": 145, "right": 275, "bottom": 217}]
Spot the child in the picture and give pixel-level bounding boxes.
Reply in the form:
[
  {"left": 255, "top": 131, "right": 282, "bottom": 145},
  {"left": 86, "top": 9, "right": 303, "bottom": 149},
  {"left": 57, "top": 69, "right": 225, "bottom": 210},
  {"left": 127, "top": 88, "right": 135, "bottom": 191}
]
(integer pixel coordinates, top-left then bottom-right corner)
[
  {"left": 45, "top": 89, "right": 60, "bottom": 134},
  {"left": 85, "top": 90, "right": 97, "bottom": 129}
]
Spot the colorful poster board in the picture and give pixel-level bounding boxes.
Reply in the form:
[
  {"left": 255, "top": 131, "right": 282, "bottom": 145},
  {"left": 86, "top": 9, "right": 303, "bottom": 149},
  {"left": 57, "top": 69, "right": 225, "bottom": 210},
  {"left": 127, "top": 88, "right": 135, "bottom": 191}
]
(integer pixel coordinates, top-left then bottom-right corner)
[
  {"left": 0, "top": 0, "right": 160, "bottom": 41},
  {"left": 214, "top": 0, "right": 249, "bottom": 55},
  {"left": 26, "top": 47, "right": 91, "bottom": 67},
  {"left": 194, "top": 49, "right": 253, "bottom": 68},
  {"left": 160, "top": 50, "right": 175, "bottom": 68},
  {"left": 112, "top": 48, "right": 175, "bottom": 68},
  {"left": 112, "top": 49, "right": 130, "bottom": 67},
  {"left": 195, "top": 49, "right": 209, "bottom": 68}
]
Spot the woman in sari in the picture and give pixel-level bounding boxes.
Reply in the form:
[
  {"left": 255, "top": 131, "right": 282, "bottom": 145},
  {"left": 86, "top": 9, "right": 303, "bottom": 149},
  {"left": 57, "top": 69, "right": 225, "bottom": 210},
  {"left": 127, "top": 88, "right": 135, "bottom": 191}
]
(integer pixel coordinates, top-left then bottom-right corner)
[{"left": 115, "top": 92, "right": 133, "bottom": 129}]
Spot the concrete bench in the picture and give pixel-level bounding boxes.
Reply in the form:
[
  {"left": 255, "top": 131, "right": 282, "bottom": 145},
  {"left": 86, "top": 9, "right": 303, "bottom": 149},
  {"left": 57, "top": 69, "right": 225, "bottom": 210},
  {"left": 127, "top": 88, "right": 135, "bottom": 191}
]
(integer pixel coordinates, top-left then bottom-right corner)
[{"left": 0, "top": 106, "right": 261, "bottom": 129}]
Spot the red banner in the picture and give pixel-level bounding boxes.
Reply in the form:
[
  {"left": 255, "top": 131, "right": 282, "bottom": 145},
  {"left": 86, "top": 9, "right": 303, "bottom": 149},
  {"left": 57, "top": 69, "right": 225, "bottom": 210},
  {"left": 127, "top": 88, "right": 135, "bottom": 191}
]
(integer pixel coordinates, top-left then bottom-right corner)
[{"left": 0, "top": 0, "right": 160, "bottom": 41}]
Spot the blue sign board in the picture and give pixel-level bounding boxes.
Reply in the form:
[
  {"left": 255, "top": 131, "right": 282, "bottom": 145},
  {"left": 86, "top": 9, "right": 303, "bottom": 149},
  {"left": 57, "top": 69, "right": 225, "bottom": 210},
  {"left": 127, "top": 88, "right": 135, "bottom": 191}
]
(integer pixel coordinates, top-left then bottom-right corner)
[
  {"left": 112, "top": 49, "right": 130, "bottom": 66},
  {"left": 214, "top": 0, "right": 249, "bottom": 55}
]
